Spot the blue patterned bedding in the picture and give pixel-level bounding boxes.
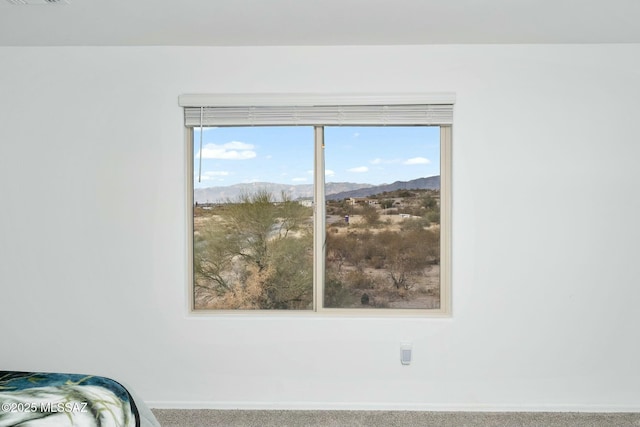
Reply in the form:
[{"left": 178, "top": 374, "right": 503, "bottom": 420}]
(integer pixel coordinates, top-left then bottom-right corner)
[{"left": 0, "top": 371, "right": 159, "bottom": 427}]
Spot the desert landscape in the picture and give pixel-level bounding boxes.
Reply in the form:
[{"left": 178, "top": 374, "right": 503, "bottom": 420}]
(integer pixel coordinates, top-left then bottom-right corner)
[{"left": 193, "top": 185, "right": 441, "bottom": 310}]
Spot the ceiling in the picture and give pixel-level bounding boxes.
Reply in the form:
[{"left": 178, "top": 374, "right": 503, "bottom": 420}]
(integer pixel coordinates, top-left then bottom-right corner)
[{"left": 1, "top": 0, "right": 640, "bottom": 47}]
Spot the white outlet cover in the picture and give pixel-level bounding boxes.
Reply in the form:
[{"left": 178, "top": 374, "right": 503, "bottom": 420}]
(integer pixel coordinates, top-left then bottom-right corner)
[{"left": 400, "top": 343, "right": 412, "bottom": 365}]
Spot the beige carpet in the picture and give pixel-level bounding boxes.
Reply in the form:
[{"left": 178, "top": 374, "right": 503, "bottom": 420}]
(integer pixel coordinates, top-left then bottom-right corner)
[{"left": 152, "top": 409, "right": 640, "bottom": 427}]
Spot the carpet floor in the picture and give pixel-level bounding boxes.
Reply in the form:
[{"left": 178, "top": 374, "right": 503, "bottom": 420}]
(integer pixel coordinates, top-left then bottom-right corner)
[{"left": 152, "top": 409, "right": 640, "bottom": 427}]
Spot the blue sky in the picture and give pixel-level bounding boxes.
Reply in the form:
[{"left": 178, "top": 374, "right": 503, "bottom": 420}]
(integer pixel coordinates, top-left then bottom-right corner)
[{"left": 194, "top": 126, "right": 440, "bottom": 188}]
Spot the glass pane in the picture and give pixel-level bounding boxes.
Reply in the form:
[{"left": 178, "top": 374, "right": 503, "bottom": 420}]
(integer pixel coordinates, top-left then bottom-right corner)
[
  {"left": 323, "top": 126, "right": 441, "bottom": 309},
  {"left": 193, "top": 127, "right": 314, "bottom": 310}
]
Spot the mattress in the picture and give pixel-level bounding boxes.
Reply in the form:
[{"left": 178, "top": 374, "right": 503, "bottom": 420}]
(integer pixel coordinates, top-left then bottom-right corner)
[{"left": 0, "top": 371, "right": 160, "bottom": 427}]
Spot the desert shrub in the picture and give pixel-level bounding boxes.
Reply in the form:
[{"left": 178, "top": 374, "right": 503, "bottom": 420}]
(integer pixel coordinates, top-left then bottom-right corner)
[
  {"left": 345, "top": 270, "right": 374, "bottom": 290},
  {"left": 326, "top": 230, "right": 358, "bottom": 268},
  {"left": 265, "top": 234, "right": 313, "bottom": 309},
  {"left": 426, "top": 210, "right": 440, "bottom": 224},
  {"left": 370, "top": 295, "right": 390, "bottom": 308},
  {"left": 324, "top": 277, "right": 355, "bottom": 308},
  {"left": 370, "top": 255, "right": 385, "bottom": 269},
  {"left": 381, "top": 199, "right": 395, "bottom": 209},
  {"left": 422, "top": 194, "right": 438, "bottom": 210},
  {"left": 194, "top": 189, "right": 315, "bottom": 310},
  {"left": 358, "top": 204, "right": 380, "bottom": 225},
  {"left": 401, "top": 217, "right": 430, "bottom": 231}
]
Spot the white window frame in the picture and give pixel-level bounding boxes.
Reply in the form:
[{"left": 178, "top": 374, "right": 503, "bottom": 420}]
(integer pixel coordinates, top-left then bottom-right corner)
[{"left": 181, "top": 93, "right": 454, "bottom": 317}]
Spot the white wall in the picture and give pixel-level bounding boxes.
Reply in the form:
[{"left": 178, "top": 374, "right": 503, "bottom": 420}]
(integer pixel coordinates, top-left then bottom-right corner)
[{"left": 1, "top": 44, "right": 640, "bottom": 411}]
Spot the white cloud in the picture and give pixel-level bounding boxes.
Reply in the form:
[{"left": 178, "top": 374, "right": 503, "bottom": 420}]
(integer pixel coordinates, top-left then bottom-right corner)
[
  {"left": 348, "top": 166, "right": 369, "bottom": 173},
  {"left": 307, "top": 169, "right": 335, "bottom": 177},
  {"left": 225, "top": 141, "right": 254, "bottom": 150},
  {"left": 404, "top": 157, "right": 430, "bottom": 165},
  {"left": 196, "top": 171, "right": 229, "bottom": 181},
  {"left": 371, "top": 158, "right": 402, "bottom": 165},
  {"left": 292, "top": 177, "right": 307, "bottom": 182},
  {"left": 197, "top": 141, "right": 256, "bottom": 160}
]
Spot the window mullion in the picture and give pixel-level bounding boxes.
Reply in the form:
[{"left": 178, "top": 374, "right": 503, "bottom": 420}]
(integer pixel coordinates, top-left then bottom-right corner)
[{"left": 313, "top": 126, "right": 326, "bottom": 311}]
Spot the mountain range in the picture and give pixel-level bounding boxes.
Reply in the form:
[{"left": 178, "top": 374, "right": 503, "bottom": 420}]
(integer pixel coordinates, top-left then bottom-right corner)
[{"left": 194, "top": 176, "right": 440, "bottom": 204}]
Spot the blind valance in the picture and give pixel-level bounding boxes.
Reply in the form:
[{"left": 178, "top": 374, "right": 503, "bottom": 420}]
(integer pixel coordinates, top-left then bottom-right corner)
[{"left": 179, "top": 93, "right": 454, "bottom": 127}]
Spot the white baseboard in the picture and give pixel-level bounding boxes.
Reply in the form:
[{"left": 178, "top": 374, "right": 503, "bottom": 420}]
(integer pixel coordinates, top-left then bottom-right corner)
[{"left": 147, "top": 401, "right": 640, "bottom": 413}]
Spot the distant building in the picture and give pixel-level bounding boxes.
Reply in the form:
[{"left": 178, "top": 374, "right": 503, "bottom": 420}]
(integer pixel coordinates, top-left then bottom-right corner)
[{"left": 348, "top": 197, "right": 377, "bottom": 206}]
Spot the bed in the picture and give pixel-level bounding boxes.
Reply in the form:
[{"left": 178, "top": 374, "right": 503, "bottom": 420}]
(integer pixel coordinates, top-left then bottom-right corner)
[{"left": 0, "top": 371, "right": 160, "bottom": 427}]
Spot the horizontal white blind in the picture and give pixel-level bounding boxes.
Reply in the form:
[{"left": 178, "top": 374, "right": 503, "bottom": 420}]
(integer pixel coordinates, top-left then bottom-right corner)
[
  {"left": 180, "top": 93, "right": 454, "bottom": 126},
  {"left": 184, "top": 104, "right": 452, "bottom": 127}
]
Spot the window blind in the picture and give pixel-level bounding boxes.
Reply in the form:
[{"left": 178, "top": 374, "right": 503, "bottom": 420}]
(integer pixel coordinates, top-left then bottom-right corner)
[{"left": 180, "top": 94, "right": 454, "bottom": 127}]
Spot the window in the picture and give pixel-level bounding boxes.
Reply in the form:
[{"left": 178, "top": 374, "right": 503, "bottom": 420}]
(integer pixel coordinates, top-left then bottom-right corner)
[{"left": 181, "top": 94, "right": 453, "bottom": 315}]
